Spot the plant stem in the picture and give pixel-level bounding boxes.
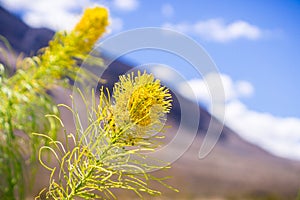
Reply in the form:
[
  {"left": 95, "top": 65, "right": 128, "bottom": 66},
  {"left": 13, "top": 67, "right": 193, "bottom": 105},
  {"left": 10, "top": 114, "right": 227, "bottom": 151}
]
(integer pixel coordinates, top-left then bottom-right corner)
[{"left": 68, "top": 167, "right": 94, "bottom": 199}]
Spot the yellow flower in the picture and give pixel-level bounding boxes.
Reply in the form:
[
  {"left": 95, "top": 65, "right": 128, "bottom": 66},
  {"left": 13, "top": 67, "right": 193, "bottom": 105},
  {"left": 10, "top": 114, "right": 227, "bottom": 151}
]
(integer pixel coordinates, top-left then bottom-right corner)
[
  {"left": 73, "top": 7, "right": 109, "bottom": 50},
  {"left": 32, "top": 6, "right": 109, "bottom": 86},
  {"left": 113, "top": 71, "right": 172, "bottom": 127}
]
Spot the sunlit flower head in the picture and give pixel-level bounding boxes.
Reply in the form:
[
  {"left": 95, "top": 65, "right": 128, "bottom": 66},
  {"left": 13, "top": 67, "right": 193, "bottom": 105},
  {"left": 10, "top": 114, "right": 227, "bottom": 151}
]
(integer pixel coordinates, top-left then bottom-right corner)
[
  {"left": 113, "top": 71, "right": 172, "bottom": 127},
  {"left": 35, "top": 6, "right": 109, "bottom": 85},
  {"left": 73, "top": 7, "right": 109, "bottom": 47}
]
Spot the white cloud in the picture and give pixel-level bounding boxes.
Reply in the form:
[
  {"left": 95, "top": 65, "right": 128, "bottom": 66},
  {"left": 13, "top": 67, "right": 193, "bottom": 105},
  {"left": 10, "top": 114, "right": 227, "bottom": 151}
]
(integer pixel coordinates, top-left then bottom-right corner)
[
  {"left": 108, "top": 17, "right": 124, "bottom": 33},
  {"left": 0, "top": 0, "right": 30, "bottom": 10},
  {"left": 163, "top": 22, "right": 189, "bottom": 34},
  {"left": 236, "top": 80, "right": 254, "bottom": 97},
  {"left": 22, "top": 8, "right": 81, "bottom": 31},
  {"left": 226, "top": 100, "right": 300, "bottom": 159},
  {"left": 177, "top": 78, "right": 210, "bottom": 104},
  {"left": 161, "top": 3, "right": 174, "bottom": 18},
  {"left": 163, "top": 19, "right": 262, "bottom": 42},
  {"left": 177, "top": 73, "right": 254, "bottom": 104},
  {"left": 0, "top": 0, "right": 123, "bottom": 33},
  {"left": 177, "top": 73, "right": 300, "bottom": 160},
  {"left": 150, "top": 65, "right": 180, "bottom": 83},
  {"left": 112, "top": 0, "right": 139, "bottom": 11},
  {"left": 0, "top": 0, "right": 93, "bottom": 30}
]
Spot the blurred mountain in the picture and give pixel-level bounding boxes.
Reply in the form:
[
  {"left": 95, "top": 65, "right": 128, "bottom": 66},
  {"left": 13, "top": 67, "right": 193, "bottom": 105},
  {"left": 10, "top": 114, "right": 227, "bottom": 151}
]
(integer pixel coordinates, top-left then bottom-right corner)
[
  {"left": 1, "top": 6, "right": 300, "bottom": 200},
  {"left": 0, "top": 6, "right": 54, "bottom": 55}
]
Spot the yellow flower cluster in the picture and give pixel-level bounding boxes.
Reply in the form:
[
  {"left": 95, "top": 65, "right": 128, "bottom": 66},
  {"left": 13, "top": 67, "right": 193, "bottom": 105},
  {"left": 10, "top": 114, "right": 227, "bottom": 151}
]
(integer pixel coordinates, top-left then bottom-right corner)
[
  {"left": 36, "top": 71, "right": 175, "bottom": 199},
  {"left": 34, "top": 6, "right": 109, "bottom": 84},
  {"left": 128, "top": 75, "right": 172, "bottom": 126},
  {"left": 74, "top": 7, "right": 109, "bottom": 50},
  {"left": 109, "top": 71, "right": 172, "bottom": 145}
]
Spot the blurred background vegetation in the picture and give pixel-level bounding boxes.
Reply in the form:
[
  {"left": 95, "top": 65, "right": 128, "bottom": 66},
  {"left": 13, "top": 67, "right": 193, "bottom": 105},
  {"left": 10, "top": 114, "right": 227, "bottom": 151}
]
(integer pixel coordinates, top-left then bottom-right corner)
[{"left": 0, "top": 7, "right": 108, "bottom": 199}]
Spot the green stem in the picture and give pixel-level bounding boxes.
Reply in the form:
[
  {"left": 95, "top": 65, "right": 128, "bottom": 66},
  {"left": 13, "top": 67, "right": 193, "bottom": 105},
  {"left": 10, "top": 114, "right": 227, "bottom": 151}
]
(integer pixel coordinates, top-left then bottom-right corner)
[
  {"left": 4, "top": 146, "right": 16, "bottom": 200},
  {"left": 4, "top": 100, "right": 17, "bottom": 199},
  {"left": 68, "top": 167, "right": 94, "bottom": 199},
  {"left": 7, "top": 100, "right": 15, "bottom": 140}
]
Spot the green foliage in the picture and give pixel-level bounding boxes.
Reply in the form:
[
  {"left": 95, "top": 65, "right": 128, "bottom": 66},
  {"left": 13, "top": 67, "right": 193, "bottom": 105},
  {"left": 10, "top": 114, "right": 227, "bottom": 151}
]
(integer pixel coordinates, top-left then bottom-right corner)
[
  {"left": 0, "top": 43, "right": 59, "bottom": 199},
  {"left": 35, "top": 72, "right": 177, "bottom": 199},
  {"left": 0, "top": 6, "right": 108, "bottom": 199}
]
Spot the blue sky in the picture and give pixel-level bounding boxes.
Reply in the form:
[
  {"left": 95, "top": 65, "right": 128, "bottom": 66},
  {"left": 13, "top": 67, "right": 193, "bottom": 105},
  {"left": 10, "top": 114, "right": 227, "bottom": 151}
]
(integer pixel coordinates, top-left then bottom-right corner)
[
  {"left": 108, "top": 0, "right": 300, "bottom": 118},
  {"left": 1, "top": 0, "right": 300, "bottom": 160}
]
